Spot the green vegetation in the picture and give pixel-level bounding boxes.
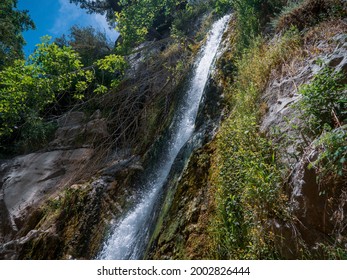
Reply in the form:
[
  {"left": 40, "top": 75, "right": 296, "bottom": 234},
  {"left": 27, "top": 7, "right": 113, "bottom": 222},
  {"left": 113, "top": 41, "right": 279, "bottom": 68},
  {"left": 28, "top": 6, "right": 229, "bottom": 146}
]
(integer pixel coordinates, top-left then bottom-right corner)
[
  {"left": 114, "top": 0, "right": 187, "bottom": 53},
  {"left": 298, "top": 64, "right": 347, "bottom": 133},
  {"left": 229, "top": 0, "right": 286, "bottom": 51},
  {"left": 296, "top": 64, "right": 347, "bottom": 184},
  {"left": 0, "top": 36, "right": 125, "bottom": 153},
  {"left": 0, "top": 0, "right": 35, "bottom": 69},
  {"left": 310, "top": 127, "right": 346, "bottom": 181},
  {"left": 0, "top": 38, "right": 85, "bottom": 137},
  {"left": 171, "top": 1, "right": 212, "bottom": 39},
  {"left": 273, "top": 0, "right": 347, "bottom": 32},
  {"left": 210, "top": 0, "right": 346, "bottom": 260},
  {"left": 69, "top": 0, "right": 122, "bottom": 25},
  {"left": 229, "top": 0, "right": 346, "bottom": 52},
  {"left": 55, "top": 25, "right": 114, "bottom": 67},
  {"left": 214, "top": 0, "right": 232, "bottom": 15},
  {"left": 211, "top": 30, "right": 300, "bottom": 259},
  {"left": 1, "top": 0, "right": 227, "bottom": 155}
]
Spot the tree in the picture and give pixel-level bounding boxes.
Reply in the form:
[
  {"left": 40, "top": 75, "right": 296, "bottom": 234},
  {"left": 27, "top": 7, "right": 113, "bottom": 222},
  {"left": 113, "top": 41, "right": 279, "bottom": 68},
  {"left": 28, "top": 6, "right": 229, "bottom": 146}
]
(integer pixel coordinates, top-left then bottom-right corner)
[
  {"left": 0, "top": 0, "right": 35, "bottom": 69},
  {"left": 0, "top": 37, "right": 88, "bottom": 139},
  {"left": 115, "top": 0, "right": 187, "bottom": 53},
  {"left": 0, "top": 36, "right": 126, "bottom": 142},
  {"left": 55, "top": 25, "right": 113, "bottom": 66},
  {"left": 69, "top": 0, "right": 188, "bottom": 53},
  {"left": 69, "top": 0, "right": 122, "bottom": 25}
]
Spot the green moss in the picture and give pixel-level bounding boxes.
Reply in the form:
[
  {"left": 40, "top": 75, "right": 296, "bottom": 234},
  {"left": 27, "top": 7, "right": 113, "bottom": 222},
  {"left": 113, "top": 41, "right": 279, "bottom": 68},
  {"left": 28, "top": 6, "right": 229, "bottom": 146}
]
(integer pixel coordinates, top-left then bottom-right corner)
[
  {"left": 146, "top": 145, "right": 216, "bottom": 259},
  {"left": 18, "top": 182, "right": 107, "bottom": 259}
]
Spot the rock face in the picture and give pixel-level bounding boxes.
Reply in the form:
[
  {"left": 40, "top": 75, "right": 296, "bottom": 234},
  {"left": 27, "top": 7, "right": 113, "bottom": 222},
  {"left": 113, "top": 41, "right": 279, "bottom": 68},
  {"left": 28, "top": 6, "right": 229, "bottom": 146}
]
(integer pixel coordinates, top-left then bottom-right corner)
[
  {"left": 261, "top": 33, "right": 347, "bottom": 167},
  {"left": 51, "top": 111, "right": 109, "bottom": 149},
  {"left": 260, "top": 27, "right": 347, "bottom": 257},
  {"left": 145, "top": 71, "right": 226, "bottom": 259},
  {"left": 147, "top": 145, "right": 215, "bottom": 259},
  {"left": 0, "top": 115, "right": 98, "bottom": 250},
  {"left": 148, "top": 21, "right": 347, "bottom": 260},
  {"left": 0, "top": 110, "right": 143, "bottom": 259},
  {"left": 288, "top": 143, "right": 347, "bottom": 254},
  {"left": 1, "top": 148, "right": 94, "bottom": 235}
]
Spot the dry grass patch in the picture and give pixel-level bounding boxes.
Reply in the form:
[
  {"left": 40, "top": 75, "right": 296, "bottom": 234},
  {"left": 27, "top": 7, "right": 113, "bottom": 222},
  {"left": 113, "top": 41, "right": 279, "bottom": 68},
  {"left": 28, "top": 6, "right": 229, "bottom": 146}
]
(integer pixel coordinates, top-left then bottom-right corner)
[{"left": 274, "top": 0, "right": 346, "bottom": 32}]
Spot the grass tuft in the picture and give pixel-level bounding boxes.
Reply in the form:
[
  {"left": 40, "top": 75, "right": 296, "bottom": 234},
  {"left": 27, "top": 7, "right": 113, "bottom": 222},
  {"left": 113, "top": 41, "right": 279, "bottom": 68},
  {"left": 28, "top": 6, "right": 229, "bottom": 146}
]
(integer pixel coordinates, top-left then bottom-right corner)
[{"left": 210, "top": 29, "right": 301, "bottom": 259}]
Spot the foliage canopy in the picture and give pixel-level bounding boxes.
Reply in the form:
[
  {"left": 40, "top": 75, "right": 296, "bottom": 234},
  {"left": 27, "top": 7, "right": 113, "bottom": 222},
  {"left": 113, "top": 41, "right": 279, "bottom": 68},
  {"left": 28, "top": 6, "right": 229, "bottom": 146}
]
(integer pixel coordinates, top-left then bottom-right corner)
[
  {"left": 69, "top": 0, "right": 122, "bottom": 25},
  {"left": 0, "top": 0, "right": 35, "bottom": 68},
  {"left": 0, "top": 36, "right": 126, "bottom": 146},
  {"left": 55, "top": 25, "right": 114, "bottom": 66}
]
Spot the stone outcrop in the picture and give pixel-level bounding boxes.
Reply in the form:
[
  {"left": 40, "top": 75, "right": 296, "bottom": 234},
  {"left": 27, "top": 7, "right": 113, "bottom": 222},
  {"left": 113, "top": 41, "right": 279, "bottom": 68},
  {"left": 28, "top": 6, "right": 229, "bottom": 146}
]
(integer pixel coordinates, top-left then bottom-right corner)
[
  {"left": 0, "top": 148, "right": 94, "bottom": 238},
  {"left": 50, "top": 110, "right": 109, "bottom": 149},
  {"left": 260, "top": 26, "right": 347, "bottom": 257},
  {"left": 147, "top": 145, "right": 215, "bottom": 259},
  {"left": 149, "top": 21, "right": 347, "bottom": 260},
  {"left": 0, "top": 110, "right": 143, "bottom": 259}
]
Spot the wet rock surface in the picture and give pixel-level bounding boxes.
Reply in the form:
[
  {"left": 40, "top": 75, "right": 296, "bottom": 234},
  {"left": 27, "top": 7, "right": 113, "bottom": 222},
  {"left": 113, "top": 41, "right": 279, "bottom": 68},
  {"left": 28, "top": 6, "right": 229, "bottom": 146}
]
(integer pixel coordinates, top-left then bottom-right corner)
[
  {"left": 146, "top": 145, "right": 215, "bottom": 259},
  {"left": 0, "top": 110, "right": 142, "bottom": 259},
  {"left": 145, "top": 68, "right": 225, "bottom": 259},
  {"left": 0, "top": 162, "right": 141, "bottom": 259},
  {"left": 0, "top": 148, "right": 95, "bottom": 251}
]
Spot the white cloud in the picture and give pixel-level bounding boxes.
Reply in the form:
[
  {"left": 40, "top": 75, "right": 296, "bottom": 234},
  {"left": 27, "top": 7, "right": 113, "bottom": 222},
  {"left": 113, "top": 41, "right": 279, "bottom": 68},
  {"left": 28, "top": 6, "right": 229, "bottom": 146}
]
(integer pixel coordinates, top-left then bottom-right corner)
[
  {"left": 49, "top": 0, "right": 82, "bottom": 35},
  {"left": 50, "top": 0, "right": 118, "bottom": 42}
]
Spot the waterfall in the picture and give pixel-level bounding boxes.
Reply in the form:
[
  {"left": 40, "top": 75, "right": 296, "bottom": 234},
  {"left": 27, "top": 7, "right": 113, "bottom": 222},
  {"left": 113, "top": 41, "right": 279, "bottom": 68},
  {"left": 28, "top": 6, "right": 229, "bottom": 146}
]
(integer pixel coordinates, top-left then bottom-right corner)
[{"left": 98, "top": 14, "right": 230, "bottom": 260}]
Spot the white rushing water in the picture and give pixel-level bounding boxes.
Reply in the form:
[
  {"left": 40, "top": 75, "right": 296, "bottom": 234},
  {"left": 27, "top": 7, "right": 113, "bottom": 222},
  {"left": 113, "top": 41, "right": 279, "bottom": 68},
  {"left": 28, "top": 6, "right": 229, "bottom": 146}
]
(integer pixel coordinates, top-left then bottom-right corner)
[{"left": 98, "top": 15, "right": 230, "bottom": 260}]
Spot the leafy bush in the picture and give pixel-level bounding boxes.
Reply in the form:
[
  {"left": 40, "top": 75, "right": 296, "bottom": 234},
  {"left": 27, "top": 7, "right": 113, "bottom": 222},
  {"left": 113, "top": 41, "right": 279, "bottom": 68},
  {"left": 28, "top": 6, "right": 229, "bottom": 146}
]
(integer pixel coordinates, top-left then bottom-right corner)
[
  {"left": 171, "top": 0, "right": 212, "bottom": 39},
  {"left": 55, "top": 25, "right": 114, "bottom": 67},
  {"left": 296, "top": 63, "right": 346, "bottom": 183},
  {"left": 0, "top": 36, "right": 126, "bottom": 152},
  {"left": 310, "top": 127, "right": 347, "bottom": 180},
  {"left": 0, "top": 38, "right": 85, "bottom": 139},
  {"left": 213, "top": 0, "right": 232, "bottom": 15},
  {"left": 115, "top": 0, "right": 187, "bottom": 54},
  {"left": 298, "top": 64, "right": 347, "bottom": 133}
]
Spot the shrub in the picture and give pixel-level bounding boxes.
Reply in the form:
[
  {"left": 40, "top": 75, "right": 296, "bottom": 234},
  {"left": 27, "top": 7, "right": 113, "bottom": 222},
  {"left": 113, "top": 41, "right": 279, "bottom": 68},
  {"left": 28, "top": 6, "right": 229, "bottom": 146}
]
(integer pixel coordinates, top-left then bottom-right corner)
[
  {"left": 17, "top": 113, "right": 57, "bottom": 153},
  {"left": 0, "top": 40, "right": 85, "bottom": 140},
  {"left": 214, "top": 0, "right": 232, "bottom": 15},
  {"left": 310, "top": 127, "right": 347, "bottom": 180},
  {"left": 298, "top": 64, "right": 347, "bottom": 133},
  {"left": 0, "top": 36, "right": 126, "bottom": 154},
  {"left": 115, "top": 0, "right": 187, "bottom": 54},
  {"left": 296, "top": 63, "right": 347, "bottom": 183},
  {"left": 171, "top": 0, "right": 212, "bottom": 39}
]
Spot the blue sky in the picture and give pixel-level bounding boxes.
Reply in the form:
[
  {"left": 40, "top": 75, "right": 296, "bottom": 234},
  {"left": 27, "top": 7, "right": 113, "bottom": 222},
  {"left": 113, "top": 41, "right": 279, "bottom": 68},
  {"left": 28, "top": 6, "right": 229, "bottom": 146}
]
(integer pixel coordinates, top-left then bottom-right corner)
[{"left": 18, "top": 0, "right": 119, "bottom": 56}]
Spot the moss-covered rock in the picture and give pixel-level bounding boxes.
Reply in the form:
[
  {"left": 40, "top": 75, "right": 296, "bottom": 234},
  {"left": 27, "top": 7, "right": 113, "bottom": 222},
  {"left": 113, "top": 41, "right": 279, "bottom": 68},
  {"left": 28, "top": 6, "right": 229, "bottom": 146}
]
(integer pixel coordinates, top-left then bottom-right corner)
[{"left": 146, "top": 144, "right": 216, "bottom": 259}]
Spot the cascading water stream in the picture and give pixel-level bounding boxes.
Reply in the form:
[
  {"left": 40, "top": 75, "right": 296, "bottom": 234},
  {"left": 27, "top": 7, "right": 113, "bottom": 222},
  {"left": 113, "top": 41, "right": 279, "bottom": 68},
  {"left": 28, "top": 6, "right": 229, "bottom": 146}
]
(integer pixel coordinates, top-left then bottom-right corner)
[{"left": 98, "top": 15, "right": 230, "bottom": 260}]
